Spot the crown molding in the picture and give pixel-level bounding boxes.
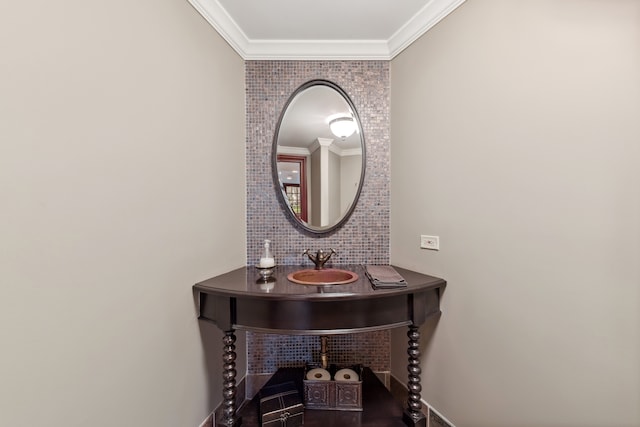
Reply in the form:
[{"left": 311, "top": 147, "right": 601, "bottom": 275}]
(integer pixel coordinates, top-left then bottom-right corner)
[
  {"left": 387, "top": 0, "right": 467, "bottom": 58},
  {"left": 188, "top": 0, "right": 465, "bottom": 60},
  {"left": 187, "top": 0, "right": 251, "bottom": 55},
  {"left": 241, "top": 40, "right": 392, "bottom": 61}
]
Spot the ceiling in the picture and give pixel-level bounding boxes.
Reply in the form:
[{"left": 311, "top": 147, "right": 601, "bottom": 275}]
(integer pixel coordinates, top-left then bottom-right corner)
[{"left": 187, "top": 0, "right": 466, "bottom": 60}]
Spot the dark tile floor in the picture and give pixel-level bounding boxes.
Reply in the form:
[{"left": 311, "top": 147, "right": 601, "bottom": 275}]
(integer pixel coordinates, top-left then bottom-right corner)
[
  {"left": 215, "top": 370, "right": 453, "bottom": 427},
  {"left": 235, "top": 367, "right": 406, "bottom": 426}
]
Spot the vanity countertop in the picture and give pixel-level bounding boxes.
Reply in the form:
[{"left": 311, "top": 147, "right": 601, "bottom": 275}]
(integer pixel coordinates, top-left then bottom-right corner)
[
  {"left": 194, "top": 265, "right": 446, "bottom": 335},
  {"left": 194, "top": 264, "right": 445, "bottom": 301}
]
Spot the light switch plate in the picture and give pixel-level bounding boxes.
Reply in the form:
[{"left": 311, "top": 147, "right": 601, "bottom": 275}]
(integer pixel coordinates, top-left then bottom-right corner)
[{"left": 420, "top": 235, "right": 440, "bottom": 250}]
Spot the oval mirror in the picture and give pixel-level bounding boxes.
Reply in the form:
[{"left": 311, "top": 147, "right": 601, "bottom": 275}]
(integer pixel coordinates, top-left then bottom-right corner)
[{"left": 273, "top": 80, "right": 365, "bottom": 234}]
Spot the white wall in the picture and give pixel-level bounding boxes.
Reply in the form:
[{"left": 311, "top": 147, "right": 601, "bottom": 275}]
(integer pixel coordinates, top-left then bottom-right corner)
[
  {"left": 329, "top": 150, "right": 341, "bottom": 224},
  {"left": 390, "top": 1, "right": 639, "bottom": 426},
  {"left": 0, "top": 1, "right": 246, "bottom": 426},
  {"left": 310, "top": 149, "right": 321, "bottom": 226},
  {"left": 340, "top": 154, "right": 361, "bottom": 216}
]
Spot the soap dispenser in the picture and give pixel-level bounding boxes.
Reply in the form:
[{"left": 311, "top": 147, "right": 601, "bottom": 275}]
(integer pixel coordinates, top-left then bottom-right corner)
[
  {"left": 257, "top": 240, "right": 275, "bottom": 281},
  {"left": 259, "top": 239, "right": 275, "bottom": 268}
]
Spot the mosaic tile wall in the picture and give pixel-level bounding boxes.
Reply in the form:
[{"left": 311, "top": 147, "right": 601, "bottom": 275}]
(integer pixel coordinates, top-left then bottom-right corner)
[
  {"left": 245, "top": 60, "right": 390, "bottom": 374},
  {"left": 248, "top": 331, "right": 391, "bottom": 373}
]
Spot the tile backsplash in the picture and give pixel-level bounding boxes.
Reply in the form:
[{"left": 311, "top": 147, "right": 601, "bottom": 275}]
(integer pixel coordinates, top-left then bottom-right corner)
[{"left": 245, "top": 60, "right": 390, "bottom": 374}]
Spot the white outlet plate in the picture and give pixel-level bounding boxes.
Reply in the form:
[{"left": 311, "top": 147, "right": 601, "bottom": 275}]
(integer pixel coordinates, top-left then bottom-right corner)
[{"left": 420, "top": 235, "right": 440, "bottom": 250}]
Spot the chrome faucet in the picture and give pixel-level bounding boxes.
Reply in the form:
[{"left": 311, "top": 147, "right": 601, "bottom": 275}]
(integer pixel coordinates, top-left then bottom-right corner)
[{"left": 303, "top": 248, "right": 337, "bottom": 270}]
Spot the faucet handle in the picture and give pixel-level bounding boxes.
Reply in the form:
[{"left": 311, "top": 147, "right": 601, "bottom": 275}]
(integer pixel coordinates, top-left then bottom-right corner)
[
  {"left": 321, "top": 248, "right": 337, "bottom": 264},
  {"left": 303, "top": 249, "right": 316, "bottom": 263}
]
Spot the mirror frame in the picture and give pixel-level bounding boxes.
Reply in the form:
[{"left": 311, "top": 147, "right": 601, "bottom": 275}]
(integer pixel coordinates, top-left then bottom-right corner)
[{"left": 272, "top": 79, "right": 366, "bottom": 235}]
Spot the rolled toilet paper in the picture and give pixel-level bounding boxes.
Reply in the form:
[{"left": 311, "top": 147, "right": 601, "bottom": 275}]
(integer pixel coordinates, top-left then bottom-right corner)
[
  {"left": 334, "top": 368, "right": 358, "bottom": 382},
  {"left": 306, "top": 368, "right": 330, "bottom": 381}
]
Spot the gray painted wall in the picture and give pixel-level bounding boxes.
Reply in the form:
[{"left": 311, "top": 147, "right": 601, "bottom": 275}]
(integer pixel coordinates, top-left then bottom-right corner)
[
  {"left": 390, "top": 1, "right": 640, "bottom": 426},
  {"left": 0, "top": 1, "right": 246, "bottom": 426}
]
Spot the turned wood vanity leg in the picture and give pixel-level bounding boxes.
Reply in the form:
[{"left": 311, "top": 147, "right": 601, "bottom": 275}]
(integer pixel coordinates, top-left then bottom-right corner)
[
  {"left": 403, "top": 325, "right": 426, "bottom": 427},
  {"left": 220, "top": 330, "right": 241, "bottom": 427}
]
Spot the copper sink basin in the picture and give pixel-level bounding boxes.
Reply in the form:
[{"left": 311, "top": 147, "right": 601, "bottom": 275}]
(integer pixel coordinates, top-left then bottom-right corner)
[{"left": 287, "top": 269, "right": 359, "bottom": 285}]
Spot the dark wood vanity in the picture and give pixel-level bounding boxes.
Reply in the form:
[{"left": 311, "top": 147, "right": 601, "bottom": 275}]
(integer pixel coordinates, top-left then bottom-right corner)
[{"left": 194, "top": 265, "right": 446, "bottom": 427}]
